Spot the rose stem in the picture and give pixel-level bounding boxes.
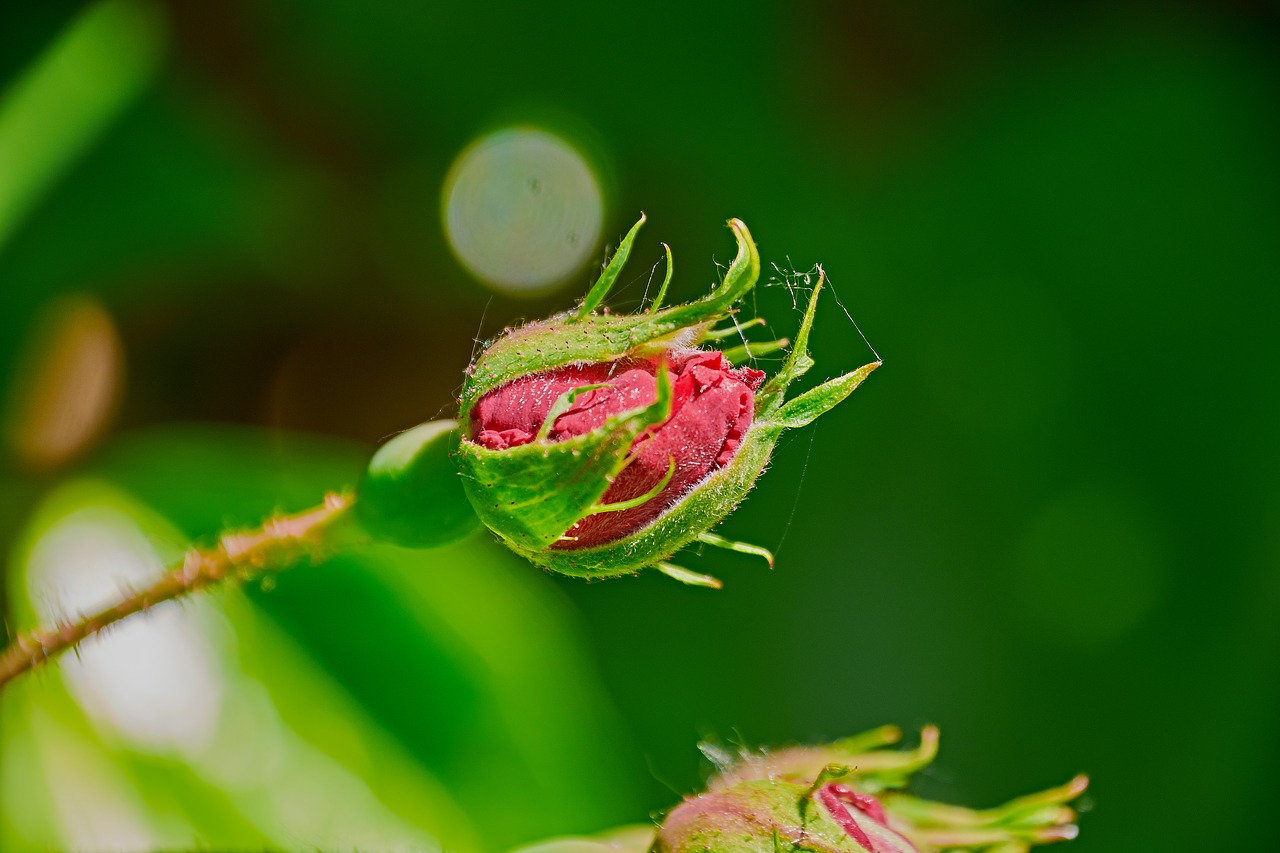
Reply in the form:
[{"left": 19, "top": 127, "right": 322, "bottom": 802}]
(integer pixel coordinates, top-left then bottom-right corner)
[{"left": 0, "top": 491, "right": 356, "bottom": 691}]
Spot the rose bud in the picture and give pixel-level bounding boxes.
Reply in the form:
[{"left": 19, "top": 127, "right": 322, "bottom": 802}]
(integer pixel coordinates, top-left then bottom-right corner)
[
  {"left": 455, "top": 215, "right": 880, "bottom": 583},
  {"left": 470, "top": 350, "right": 765, "bottom": 549},
  {"left": 654, "top": 726, "right": 1089, "bottom": 853}
]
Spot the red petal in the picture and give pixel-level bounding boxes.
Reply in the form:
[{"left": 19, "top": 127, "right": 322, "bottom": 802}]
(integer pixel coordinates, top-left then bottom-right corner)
[{"left": 471, "top": 350, "right": 761, "bottom": 549}]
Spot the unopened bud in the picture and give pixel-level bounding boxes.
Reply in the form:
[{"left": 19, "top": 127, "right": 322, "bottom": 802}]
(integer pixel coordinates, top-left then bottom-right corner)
[
  {"left": 456, "top": 215, "right": 879, "bottom": 581},
  {"left": 656, "top": 726, "right": 1087, "bottom": 853}
]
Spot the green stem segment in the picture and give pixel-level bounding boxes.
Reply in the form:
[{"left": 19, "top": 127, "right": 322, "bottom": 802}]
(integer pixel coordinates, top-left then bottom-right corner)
[{"left": 0, "top": 492, "right": 357, "bottom": 690}]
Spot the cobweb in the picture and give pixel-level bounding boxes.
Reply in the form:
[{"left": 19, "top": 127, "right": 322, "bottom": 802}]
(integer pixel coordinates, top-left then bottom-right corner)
[
  {"left": 757, "top": 258, "right": 883, "bottom": 559},
  {"left": 765, "top": 258, "right": 882, "bottom": 364}
]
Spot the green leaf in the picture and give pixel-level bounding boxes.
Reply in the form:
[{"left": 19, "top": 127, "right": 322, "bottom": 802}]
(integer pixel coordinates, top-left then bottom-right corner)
[
  {"left": 3, "top": 478, "right": 474, "bottom": 851},
  {"left": 0, "top": 0, "right": 164, "bottom": 254}
]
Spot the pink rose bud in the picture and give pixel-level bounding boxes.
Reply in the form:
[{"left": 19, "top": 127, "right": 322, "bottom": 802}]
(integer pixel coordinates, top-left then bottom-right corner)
[
  {"left": 455, "top": 216, "right": 879, "bottom": 582},
  {"left": 471, "top": 352, "right": 765, "bottom": 549},
  {"left": 653, "top": 726, "right": 1088, "bottom": 853}
]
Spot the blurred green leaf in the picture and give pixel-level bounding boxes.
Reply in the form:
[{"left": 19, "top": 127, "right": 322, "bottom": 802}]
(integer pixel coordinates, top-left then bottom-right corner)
[
  {"left": 0, "top": 0, "right": 164, "bottom": 255},
  {"left": 3, "top": 425, "right": 644, "bottom": 851}
]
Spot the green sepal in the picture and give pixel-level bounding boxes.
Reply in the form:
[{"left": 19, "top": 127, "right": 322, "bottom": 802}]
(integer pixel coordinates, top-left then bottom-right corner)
[
  {"left": 757, "top": 269, "right": 825, "bottom": 410},
  {"left": 651, "top": 241, "right": 674, "bottom": 312},
  {"left": 458, "top": 368, "right": 673, "bottom": 552},
  {"left": 883, "top": 773, "right": 1090, "bottom": 849},
  {"left": 704, "top": 317, "right": 765, "bottom": 340},
  {"left": 657, "top": 562, "right": 723, "bottom": 589},
  {"left": 517, "top": 415, "right": 776, "bottom": 579},
  {"left": 578, "top": 213, "right": 646, "bottom": 318},
  {"left": 536, "top": 383, "right": 610, "bottom": 442},
  {"left": 721, "top": 336, "right": 789, "bottom": 366},
  {"left": 354, "top": 419, "right": 481, "bottom": 549},
  {"left": 709, "top": 725, "right": 939, "bottom": 795},
  {"left": 590, "top": 456, "right": 675, "bottom": 514},
  {"left": 769, "top": 360, "right": 881, "bottom": 430},
  {"left": 461, "top": 218, "right": 760, "bottom": 421},
  {"left": 828, "top": 725, "right": 905, "bottom": 756},
  {"left": 697, "top": 531, "right": 774, "bottom": 568},
  {"left": 485, "top": 347, "right": 877, "bottom": 580}
]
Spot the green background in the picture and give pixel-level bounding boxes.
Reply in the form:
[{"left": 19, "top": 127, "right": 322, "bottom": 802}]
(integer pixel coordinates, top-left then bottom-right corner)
[{"left": 2, "top": 2, "right": 1277, "bottom": 851}]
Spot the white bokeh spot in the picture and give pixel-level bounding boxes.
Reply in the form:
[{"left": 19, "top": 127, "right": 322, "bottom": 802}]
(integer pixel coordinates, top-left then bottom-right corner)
[
  {"left": 443, "top": 126, "right": 603, "bottom": 295},
  {"left": 25, "top": 505, "right": 225, "bottom": 756}
]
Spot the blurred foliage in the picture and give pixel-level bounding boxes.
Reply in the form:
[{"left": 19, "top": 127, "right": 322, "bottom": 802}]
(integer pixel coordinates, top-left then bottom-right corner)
[
  {"left": 3, "top": 426, "right": 642, "bottom": 851},
  {"left": 2, "top": 1, "right": 1278, "bottom": 851}
]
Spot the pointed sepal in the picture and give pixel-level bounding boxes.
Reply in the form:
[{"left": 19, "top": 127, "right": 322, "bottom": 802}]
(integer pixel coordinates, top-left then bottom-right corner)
[
  {"left": 650, "top": 241, "right": 674, "bottom": 312},
  {"left": 758, "top": 267, "right": 826, "bottom": 408},
  {"left": 459, "top": 368, "right": 672, "bottom": 553},
  {"left": 657, "top": 562, "right": 723, "bottom": 589},
  {"left": 697, "top": 531, "right": 774, "bottom": 569},
  {"left": 579, "top": 214, "right": 646, "bottom": 319},
  {"left": 770, "top": 360, "right": 881, "bottom": 430}
]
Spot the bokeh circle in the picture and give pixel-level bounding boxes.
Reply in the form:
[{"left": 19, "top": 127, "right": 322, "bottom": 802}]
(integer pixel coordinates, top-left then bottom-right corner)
[{"left": 443, "top": 127, "right": 603, "bottom": 295}]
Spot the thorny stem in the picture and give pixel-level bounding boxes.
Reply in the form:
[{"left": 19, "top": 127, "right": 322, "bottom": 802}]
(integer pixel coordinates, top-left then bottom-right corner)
[{"left": 0, "top": 491, "right": 356, "bottom": 691}]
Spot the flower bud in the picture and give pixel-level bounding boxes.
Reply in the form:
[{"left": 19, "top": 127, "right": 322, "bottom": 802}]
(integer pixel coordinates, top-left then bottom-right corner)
[
  {"left": 471, "top": 351, "right": 764, "bottom": 549},
  {"left": 655, "top": 726, "right": 1088, "bottom": 853},
  {"left": 457, "top": 215, "right": 880, "bottom": 581}
]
